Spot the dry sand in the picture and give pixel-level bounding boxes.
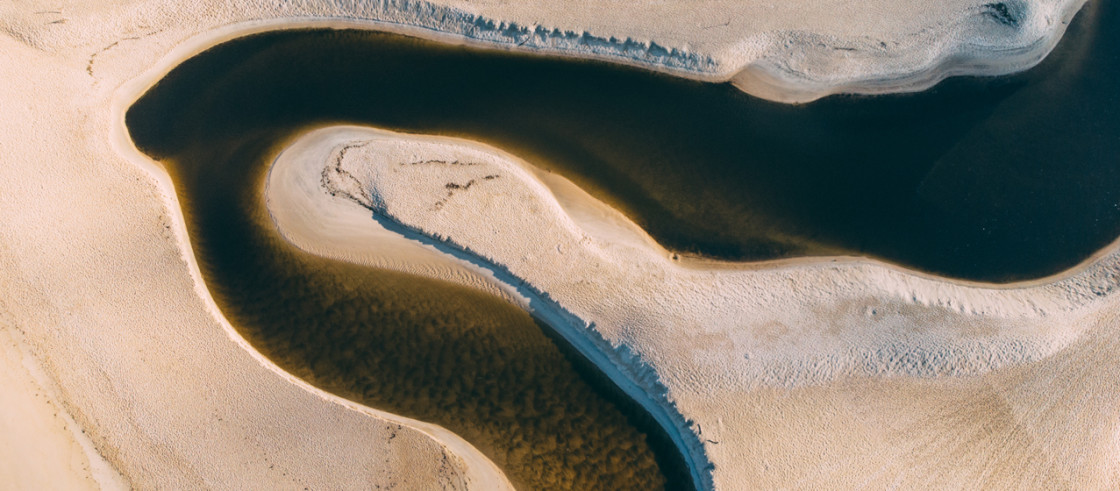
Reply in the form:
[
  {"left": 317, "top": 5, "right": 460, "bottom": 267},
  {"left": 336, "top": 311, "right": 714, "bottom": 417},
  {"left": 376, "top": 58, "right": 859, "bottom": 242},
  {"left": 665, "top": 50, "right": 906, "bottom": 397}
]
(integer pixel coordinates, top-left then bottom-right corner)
[
  {"left": 269, "top": 127, "right": 1120, "bottom": 489},
  {"left": 0, "top": 0, "right": 1108, "bottom": 488}
]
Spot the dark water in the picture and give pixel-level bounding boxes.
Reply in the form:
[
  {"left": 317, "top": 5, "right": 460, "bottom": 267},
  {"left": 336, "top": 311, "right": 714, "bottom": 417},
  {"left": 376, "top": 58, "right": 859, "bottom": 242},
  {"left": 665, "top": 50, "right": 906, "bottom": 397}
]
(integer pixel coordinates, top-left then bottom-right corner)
[
  {"left": 130, "top": 1, "right": 1115, "bottom": 283},
  {"left": 126, "top": 3, "right": 1111, "bottom": 489},
  {"left": 137, "top": 130, "right": 684, "bottom": 490}
]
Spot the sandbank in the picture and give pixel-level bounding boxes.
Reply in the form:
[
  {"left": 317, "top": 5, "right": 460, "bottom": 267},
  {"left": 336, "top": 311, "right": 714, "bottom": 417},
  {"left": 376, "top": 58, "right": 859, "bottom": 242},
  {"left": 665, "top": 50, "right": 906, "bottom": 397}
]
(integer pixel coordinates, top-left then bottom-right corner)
[
  {"left": 268, "top": 126, "right": 1120, "bottom": 488},
  {"left": 0, "top": 0, "right": 1109, "bottom": 488}
]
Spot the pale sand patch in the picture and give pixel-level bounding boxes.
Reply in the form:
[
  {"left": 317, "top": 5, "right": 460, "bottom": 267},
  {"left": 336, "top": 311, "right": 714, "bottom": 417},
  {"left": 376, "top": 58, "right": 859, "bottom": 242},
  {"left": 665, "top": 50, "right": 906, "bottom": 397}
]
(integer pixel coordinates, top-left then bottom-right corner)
[
  {"left": 268, "top": 126, "right": 1120, "bottom": 489},
  {"left": 1, "top": 4, "right": 514, "bottom": 490},
  {"left": 266, "top": 126, "right": 530, "bottom": 309},
  {"left": 0, "top": 0, "right": 1105, "bottom": 488},
  {"left": 0, "top": 317, "right": 126, "bottom": 491},
  {"left": 0, "top": 0, "right": 1092, "bottom": 103}
]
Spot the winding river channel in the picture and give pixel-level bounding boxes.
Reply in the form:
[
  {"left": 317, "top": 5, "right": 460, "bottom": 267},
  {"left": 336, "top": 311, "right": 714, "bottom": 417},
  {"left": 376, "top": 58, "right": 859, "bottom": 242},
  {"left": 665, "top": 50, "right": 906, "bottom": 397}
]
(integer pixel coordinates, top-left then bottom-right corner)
[{"left": 125, "top": 1, "right": 1112, "bottom": 488}]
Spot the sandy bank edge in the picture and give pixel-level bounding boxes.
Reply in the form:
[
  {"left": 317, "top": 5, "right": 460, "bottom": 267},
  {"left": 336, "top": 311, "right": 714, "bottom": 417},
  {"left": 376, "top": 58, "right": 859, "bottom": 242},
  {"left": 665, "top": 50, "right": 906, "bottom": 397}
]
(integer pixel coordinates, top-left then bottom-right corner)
[
  {"left": 266, "top": 128, "right": 715, "bottom": 490},
  {"left": 729, "top": 0, "right": 1093, "bottom": 102},
  {"left": 107, "top": 21, "right": 514, "bottom": 491},
  {"left": 265, "top": 125, "right": 1120, "bottom": 489},
  {"left": 7, "top": 0, "right": 1092, "bottom": 104},
  {"left": 112, "top": 6, "right": 1115, "bottom": 293}
]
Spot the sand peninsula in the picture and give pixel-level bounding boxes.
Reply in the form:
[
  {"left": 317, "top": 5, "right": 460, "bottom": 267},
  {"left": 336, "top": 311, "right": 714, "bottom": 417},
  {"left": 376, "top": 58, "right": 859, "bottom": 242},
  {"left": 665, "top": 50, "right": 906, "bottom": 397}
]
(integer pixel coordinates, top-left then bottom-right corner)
[
  {"left": 268, "top": 126, "right": 1120, "bottom": 489},
  {"left": 1, "top": 0, "right": 1113, "bottom": 489}
]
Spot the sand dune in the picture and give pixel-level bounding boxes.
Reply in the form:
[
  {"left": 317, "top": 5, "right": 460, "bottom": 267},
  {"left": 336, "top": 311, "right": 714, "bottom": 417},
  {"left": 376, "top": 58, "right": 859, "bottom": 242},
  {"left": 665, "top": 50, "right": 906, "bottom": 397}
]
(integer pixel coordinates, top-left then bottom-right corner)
[
  {"left": 0, "top": 0, "right": 1108, "bottom": 488},
  {"left": 268, "top": 126, "right": 1120, "bottom": 489},
  {"left": 0, "top": 0, "right": 1090, "bottom": 103}
]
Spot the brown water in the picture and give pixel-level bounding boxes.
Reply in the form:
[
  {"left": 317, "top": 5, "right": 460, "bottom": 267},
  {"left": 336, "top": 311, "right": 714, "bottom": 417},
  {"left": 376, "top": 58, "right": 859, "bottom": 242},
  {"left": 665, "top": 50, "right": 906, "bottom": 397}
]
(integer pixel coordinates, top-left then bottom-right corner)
[
  {"left": 126, "top": 3, "right": 1111, "bottom": 488},
  {"left": 146, "top": 131, "right": 687, "bottom": 490}
]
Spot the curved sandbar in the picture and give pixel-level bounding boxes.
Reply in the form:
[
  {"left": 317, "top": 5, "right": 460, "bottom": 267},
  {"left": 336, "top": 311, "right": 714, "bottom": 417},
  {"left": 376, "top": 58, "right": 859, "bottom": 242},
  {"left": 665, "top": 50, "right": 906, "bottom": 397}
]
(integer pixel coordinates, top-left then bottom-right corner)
[
  {"left": 0, "top": 0, "right": 1109, "bottom": 488},
  {"left": 268, "top": 127, "right": 714, "bottom": 490},
  {"left": 2, "top": 22, "right": 515, "bottom": 491},
  {"left": 123, "top": 21, "right": 1118, "bottom": 282},
  {"left": 125, "top": 32, "right": 689, "bottom": 490},
  {"left": 268, "top": 125, "right": 1120, "bottom": 488}
]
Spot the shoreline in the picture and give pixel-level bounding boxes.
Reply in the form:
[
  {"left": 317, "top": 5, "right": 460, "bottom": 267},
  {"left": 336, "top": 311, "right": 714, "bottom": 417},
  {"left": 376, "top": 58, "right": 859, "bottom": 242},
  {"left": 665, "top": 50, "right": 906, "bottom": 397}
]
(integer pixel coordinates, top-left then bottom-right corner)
[
  {"left": 266, "top": 126, "right": 714, "bottom": 490},
  {"left": 271, "top": 124, "right": 1120, "bottom": 298},
  {"left": 2, "top": 0, "right": 1111, "bottom": 487},
  {"left": 36, "top": 0, "right": 1090, "bottom": 106},
  {"left": 114, "top": 8, "right": 1111, "bottom": 293},
  {"left": 265, "top": 125, "right": 1120, "bottom": 488},
  {"left": 108, "top": 21, "right": 516, "bottom": 491},
  {"left": 270, "top": 125, "right": 1119, "bottom": 376},
  {"left": 729, "top": 0, "right": 1094, "bottom": 102}
]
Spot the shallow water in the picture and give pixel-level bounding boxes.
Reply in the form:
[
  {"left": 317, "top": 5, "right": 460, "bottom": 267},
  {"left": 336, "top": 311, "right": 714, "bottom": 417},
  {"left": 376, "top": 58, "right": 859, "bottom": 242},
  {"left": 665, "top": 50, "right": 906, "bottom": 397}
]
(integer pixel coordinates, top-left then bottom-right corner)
[
  {"left": 144, "top": 131, "right": 685, "bottom": 490},
  {"left": 125, "top": 3, "right": 1112, "bottom": 488}
]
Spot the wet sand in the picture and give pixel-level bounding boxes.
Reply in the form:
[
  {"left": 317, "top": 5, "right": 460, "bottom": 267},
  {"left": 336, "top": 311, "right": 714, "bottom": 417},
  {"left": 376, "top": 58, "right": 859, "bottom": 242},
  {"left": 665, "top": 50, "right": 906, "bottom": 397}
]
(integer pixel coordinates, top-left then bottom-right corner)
[{"left": 0, "top": 0, "right": 1109, "bottom": 488}]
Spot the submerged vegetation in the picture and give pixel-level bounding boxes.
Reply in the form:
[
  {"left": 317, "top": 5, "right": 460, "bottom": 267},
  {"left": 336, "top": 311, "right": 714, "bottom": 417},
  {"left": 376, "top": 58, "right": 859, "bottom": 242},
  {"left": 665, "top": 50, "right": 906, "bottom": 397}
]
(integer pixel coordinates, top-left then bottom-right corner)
[
  {"left": 226, "top": 244, "right": 671, "bottom": 490},
  {"left": 138, "top": 132, "right": 684, "bottom": 490},
  {"left": 126, "top": 26, "right": 718, "bottom": 489},
  {"left": 126, "top": 6, "right": 1111, "bottom": 486}
]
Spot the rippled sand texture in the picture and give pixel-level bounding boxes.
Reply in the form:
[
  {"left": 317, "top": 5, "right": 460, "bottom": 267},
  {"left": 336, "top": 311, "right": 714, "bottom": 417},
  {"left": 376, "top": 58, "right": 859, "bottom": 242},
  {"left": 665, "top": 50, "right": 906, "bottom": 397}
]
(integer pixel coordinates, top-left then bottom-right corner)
[
  {"left": 0, "top": 0, "right": 1110, "bottom": 488},
  {"left": 269, "top": 123, "right": 1120, "bottom": 489},
  {"left": 130, "top": 123, "right": 685, "bottom": 489}
]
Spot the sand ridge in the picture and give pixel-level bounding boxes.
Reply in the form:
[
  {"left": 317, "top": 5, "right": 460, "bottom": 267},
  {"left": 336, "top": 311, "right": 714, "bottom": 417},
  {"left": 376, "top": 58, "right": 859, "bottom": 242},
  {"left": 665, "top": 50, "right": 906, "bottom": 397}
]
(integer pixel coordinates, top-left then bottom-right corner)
[
  {"left": 1, "top": 3, "right": 516, "bottom": 490},
  {"left": 0, "top": 0, "right": 1091, "bottom": 103},
  {"left": 0, "top": 0, "right": 1108, "bottom": 488},
  {"left": 268, "top": 126, "right": 1120, "bottom": 489}
]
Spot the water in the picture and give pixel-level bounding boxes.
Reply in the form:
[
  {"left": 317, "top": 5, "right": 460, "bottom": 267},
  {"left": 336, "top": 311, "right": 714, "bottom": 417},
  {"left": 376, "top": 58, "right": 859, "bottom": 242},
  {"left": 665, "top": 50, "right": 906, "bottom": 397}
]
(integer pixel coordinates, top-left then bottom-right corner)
[
  {"left": 136, "top": 130, "right": 685, "bottom": 490},
  {"left": 125, "top": 2, "right": 1111, "bottom": 488},
  {"left": 130, "top": 1, "right": 1114, "bottom": 282}
]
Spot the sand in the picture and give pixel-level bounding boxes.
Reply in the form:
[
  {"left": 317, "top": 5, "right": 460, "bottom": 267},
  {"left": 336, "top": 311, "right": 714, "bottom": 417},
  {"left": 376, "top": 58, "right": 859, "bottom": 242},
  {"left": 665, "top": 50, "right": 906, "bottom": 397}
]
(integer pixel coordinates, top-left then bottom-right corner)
[
  {"left": 1, "top": 0, "right": 1091, "bottom": 103},
  {"left": 0, "top": 0, "right": 1109, "bottom": 488},
  {"left": 268, "top": 126, "right": 1120, "bottom": 489}
]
